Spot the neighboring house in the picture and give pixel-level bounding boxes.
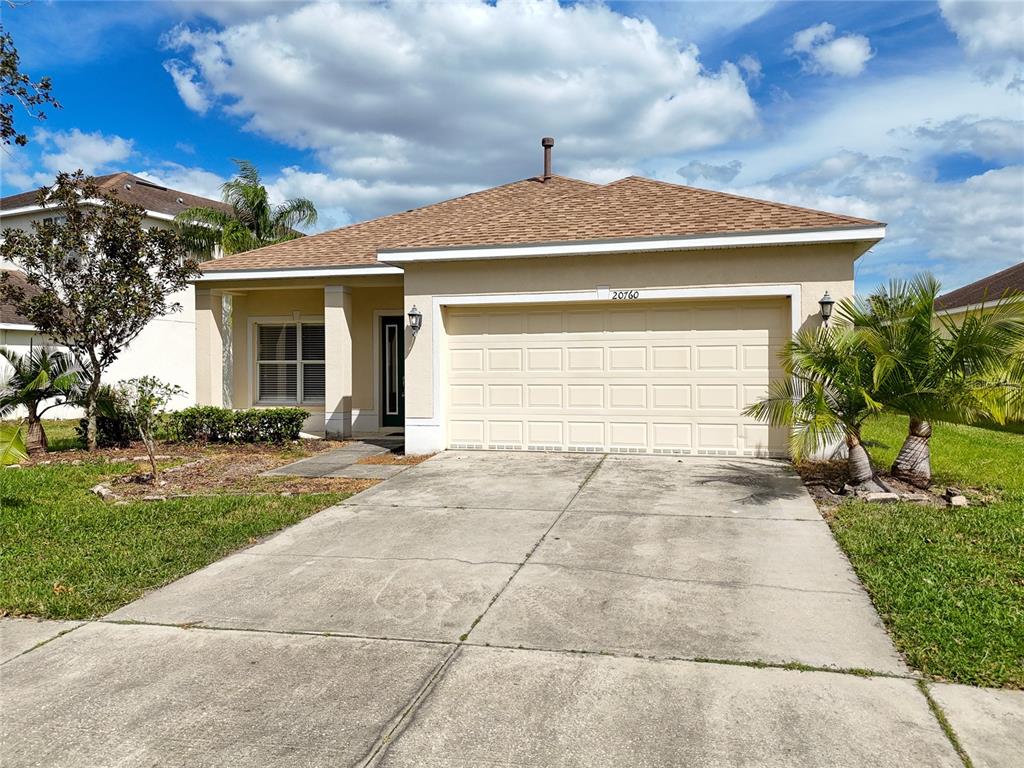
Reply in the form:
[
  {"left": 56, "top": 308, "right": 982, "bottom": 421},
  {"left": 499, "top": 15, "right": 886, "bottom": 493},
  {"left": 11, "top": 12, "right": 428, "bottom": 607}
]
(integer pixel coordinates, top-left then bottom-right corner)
[
  {"left": 935, "top": 262, "right": 1024, "bottom": 323},
  {"left": 194, "top": 140, "right": 886, "bottom": 456},
  {"left": 0, "top": 173, "right": 230, "bottom": 412}
]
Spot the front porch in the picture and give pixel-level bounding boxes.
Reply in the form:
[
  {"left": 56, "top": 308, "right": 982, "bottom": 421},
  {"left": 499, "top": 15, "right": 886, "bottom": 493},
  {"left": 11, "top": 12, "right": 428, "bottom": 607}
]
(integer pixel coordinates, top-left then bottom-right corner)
[{"left": 195, "top": 276, "right": 406, "bottom": 438}]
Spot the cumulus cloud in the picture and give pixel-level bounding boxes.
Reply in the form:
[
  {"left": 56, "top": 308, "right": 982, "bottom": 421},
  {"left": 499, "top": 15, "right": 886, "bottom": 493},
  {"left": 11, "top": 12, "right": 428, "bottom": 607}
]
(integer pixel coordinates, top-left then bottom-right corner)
[
  {"left": 731, "top": 150, "right": 1024, "bottom": 287},
  {"left": 677, "top": 159, "right": 743, "bottom": 184},
  {"left": 737, "top": 54, "right": 763, "bottom": 86},
  {"left": 35, "top": 128, "right": 134, "bottom": 177},
  {"left": 163, "top": 0, "right": 758, "bottom": 220},
  {"left": 788, "top": 22, "right": 873, "bottom": 77},
  {"left": 910, "top": 116, "right": 1024, "bottom": 163},
  {"left": 939, "top": 0, "right": 1024, "bottom": 58},
  {"left": 162, "top": 59, "right": 210, "bottom": 114}
]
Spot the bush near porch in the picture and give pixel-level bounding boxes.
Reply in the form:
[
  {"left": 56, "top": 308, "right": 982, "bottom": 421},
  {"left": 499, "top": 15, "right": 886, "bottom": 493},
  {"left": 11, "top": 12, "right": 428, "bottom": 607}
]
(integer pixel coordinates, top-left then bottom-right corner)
[{"left": 826, "top": 413, "right": 1024, "bottom": 689}]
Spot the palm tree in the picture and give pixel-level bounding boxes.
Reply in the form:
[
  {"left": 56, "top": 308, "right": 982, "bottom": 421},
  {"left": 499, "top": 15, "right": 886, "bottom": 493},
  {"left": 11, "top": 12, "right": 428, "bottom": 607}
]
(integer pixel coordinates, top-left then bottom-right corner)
[
  {"left": 840, "top": 275, "right": 1024, "bottom": 487},
  {"left": 0, "top": 346, "right": 82, "bottom": 455},
  {"left": 743, "top": 324, "right": 883, "bottom": 485},
  {"left": 174, "top": 159, "right": 318, "bottom": 256}
]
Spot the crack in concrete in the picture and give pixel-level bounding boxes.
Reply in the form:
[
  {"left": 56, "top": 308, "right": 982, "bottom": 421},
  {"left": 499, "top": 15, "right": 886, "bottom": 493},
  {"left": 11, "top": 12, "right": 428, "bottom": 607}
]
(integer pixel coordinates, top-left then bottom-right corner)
[{"left": 524, "top": 560, "right": 863, "bottom": 597}]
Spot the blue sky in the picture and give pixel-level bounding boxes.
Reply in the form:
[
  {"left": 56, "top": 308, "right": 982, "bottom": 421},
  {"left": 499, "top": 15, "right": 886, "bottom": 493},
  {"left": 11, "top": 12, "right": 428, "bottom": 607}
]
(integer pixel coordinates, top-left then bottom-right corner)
[{"left": 2, "top": 0, "right": 1022, "bottom": 292}]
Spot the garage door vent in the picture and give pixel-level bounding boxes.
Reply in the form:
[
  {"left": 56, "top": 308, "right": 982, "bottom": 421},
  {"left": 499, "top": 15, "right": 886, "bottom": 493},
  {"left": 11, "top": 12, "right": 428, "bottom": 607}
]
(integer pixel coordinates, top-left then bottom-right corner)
[
  {"left": 653, "top": 448, "right": 692, "bottom": 455},
  {"left": 568, "top": 445, "right": 604, "bottom": 453},
  {"left": 528, "top": 444, "right": 564, "bottom": 452},
  {"left": 450, "top": 442, "right": 484, "bottom": 450},
  {"left": 487, "top": 444, "right": 523, "bottom": 451},
  {"left": 609, "top": 447, "right": 648, "bottom": 454}
]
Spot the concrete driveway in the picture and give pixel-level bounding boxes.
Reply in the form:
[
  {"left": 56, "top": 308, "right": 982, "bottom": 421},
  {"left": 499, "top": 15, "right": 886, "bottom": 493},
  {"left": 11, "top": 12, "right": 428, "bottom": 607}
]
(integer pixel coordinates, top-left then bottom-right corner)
[{"left": 1, "top": 452, "right": 1004, "bottom": 767}]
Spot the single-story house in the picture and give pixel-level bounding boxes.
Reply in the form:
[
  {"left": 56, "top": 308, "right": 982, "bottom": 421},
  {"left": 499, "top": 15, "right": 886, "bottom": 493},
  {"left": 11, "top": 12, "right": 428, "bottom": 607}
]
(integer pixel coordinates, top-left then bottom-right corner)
[
  {"left": 935, "top": 261, "right": 1024, "bottom": 323},
  {"left": 195, "top": 140, "right": 886, "bottom": 456},
  {"left": 0, "top": 173, "right": 230, "bottom": 411}
]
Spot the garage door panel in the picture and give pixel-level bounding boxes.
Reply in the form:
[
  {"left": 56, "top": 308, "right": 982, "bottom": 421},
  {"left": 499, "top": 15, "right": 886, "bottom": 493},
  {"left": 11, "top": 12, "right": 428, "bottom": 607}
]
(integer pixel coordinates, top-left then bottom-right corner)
[{"left": 446, "top": 299, "right": 788, "bottom": 457}]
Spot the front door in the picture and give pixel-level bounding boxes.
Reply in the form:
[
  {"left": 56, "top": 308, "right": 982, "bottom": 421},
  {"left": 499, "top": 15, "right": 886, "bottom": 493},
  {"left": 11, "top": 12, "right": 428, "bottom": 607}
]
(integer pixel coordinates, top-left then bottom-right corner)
[{"left": 380, "top": 316, "right": 405, "bottom": 428}]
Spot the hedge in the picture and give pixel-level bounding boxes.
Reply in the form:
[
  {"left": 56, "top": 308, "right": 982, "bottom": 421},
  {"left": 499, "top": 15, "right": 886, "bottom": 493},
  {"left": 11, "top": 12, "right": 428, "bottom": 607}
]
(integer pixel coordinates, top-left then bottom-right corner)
[{"left": 169, "top": 406, "right": 308, "bottom": 444}]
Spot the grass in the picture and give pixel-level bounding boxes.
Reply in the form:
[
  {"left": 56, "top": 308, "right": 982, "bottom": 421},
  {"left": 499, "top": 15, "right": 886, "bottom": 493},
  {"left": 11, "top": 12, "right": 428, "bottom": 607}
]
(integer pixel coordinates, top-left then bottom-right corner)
[
  {"left": 0, "top": 458, "right": 350, "bottom": 619},
  {"left": 828, "top": 413, "right": 1024, "bottom": 689}
]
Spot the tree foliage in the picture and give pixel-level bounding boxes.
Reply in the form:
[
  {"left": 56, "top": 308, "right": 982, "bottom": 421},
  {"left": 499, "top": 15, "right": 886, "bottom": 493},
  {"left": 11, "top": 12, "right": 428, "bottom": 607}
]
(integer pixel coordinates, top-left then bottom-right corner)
[
  {"left": 0, "top": 171, "right": 200, "bottom": 449},
  {"left": 1, "top": 12, "right": 59, "bottom": 146},
  {"left": 117, "top": 376, "right": 183, "bottom": 482},
  {"left": 175, "top": 159, "right": 318, "bottom": 256}
]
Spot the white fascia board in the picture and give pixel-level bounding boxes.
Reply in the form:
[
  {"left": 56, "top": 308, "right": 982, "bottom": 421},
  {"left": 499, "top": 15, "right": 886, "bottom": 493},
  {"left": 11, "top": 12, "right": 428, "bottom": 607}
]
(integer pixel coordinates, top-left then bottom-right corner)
[
  {"left": 0, "top": 322, "right": 37, "bottom": 331},
  {"left": 0, "top": 200, "right": 176, "bottom": 222},
  {"left": 193, "top": 264, "right": 404, "bottom": 282},
  {"left": 378, "top": 226, "right": 886, "bottom": 263}
]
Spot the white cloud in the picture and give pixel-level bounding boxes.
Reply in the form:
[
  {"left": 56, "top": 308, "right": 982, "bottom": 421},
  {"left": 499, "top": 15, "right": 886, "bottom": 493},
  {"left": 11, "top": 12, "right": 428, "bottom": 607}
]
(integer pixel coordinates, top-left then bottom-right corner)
[
  {"left": 939, "top": 0, "right": 1024, "bottom": 58},
  {"left": 677, "top": 159, "right": 743, "bottom": 184},
  {"left": 788, "top": 22, "right": 873, "bottom": 77},
  {"left": 737, "top": 54, "right": 763, "bottom": 87},
  {"left": 164, "top": 0, "right": 758, "bottom": 219},
  {"left": 162, "top": 59, "right": 210, "bottom": 115},
  {"left": 731, "top": 152, "right": 1024, "bottom": 288},
  {"left": 909, "top": 116, "right": 1024, "bottom": 163},
  {"left": 34, "top": 128, "right": 134, "bottom": 177}
]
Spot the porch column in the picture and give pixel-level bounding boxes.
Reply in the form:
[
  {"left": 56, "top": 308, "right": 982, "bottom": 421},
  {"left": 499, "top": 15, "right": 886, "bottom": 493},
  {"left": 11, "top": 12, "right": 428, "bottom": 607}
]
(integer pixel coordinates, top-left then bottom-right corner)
[
  {"left": 324, "top": 285, "right": 353, "bottom": 438},
  {"left": 195, "top": 287, "right": 224, "bottom": 406}
]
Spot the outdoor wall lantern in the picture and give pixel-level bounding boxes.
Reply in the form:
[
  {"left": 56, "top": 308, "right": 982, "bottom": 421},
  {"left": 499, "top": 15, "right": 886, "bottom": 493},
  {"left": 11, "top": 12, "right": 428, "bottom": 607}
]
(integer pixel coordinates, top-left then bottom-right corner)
[
  {"left": 818, "top": 291, "right": 835, "bottom": 325},
  {"left": 408, "top": 305, "right": 423, "bottom": 336}
]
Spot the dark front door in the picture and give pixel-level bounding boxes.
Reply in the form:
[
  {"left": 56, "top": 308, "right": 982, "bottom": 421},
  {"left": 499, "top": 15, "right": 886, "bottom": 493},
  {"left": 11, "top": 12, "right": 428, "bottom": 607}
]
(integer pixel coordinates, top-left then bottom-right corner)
[{"left": 380, "top": 316, "right": 405, "bottom": 428}]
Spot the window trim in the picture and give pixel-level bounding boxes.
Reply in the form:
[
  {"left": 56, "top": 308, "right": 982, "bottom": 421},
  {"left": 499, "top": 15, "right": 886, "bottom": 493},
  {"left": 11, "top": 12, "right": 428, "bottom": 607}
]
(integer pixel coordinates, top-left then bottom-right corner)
[{"left": 252, "top": 317, "right": 326, "bottom": 406}]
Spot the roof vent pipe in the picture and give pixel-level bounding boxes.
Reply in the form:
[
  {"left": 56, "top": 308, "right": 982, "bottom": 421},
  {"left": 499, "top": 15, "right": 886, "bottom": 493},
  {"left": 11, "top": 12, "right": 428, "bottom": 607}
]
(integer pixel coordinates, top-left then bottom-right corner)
[{"left": 541, "top": 137, "right": 554, "bottom": 181}]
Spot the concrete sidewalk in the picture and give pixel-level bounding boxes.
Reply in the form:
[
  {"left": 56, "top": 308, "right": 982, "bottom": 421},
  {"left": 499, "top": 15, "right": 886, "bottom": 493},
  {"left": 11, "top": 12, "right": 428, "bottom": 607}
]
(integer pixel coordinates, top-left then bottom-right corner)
[{"left": 2, "top": 452, "right": 1019, "bottom": 767}]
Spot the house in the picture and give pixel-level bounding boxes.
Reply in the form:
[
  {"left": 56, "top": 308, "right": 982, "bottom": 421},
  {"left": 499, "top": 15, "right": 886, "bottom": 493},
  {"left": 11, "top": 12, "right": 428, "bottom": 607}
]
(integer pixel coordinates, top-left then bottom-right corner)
[
  {"left": 0, "top": 173, "right": 231, "bottom": 411},
  {"left": 194, "top": 139, "right": 886, "bottom": 456},
  {"left": 935, "top": 262, "right": 1024, "bottom": 322}
]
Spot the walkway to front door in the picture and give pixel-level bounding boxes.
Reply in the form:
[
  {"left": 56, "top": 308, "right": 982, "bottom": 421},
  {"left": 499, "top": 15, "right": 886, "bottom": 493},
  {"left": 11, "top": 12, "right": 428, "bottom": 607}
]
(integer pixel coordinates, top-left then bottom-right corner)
[{"left": 2, "top": 453, "right": 989, "bottom": 767}]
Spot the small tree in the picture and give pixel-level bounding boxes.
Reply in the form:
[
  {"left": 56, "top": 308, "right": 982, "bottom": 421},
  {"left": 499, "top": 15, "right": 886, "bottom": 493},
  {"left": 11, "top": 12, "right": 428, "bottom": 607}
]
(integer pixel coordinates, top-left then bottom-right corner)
[
  {"left": 0, "top": 345, "right": 81, "bottom": 454},
  {"left": 118, "top": 377, "right": 183, "bottom": 483},
  {"left": 0, "top": 171, "right": 200, "bottom": 450},
  {"left": 744, "top": 324, "right": 882, "bottom": 485}
]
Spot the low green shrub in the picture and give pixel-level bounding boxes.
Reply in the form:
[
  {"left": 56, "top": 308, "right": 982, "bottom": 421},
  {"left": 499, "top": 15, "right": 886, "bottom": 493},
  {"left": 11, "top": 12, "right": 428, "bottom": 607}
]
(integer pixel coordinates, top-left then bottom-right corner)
[
  {"left": 170, "top": 406, "right": 307, "bottom": 444},
  {"left": 76, "top": 385, "right": 137, "bottom": 448}
]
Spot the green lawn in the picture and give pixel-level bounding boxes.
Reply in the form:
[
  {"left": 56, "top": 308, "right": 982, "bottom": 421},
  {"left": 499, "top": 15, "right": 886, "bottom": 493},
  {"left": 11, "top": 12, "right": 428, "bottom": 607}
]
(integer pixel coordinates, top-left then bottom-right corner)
[
  {"left": 0, "top": 459, "right": 349, "bottom": 619},
  {"left": 830, "top": 413, "right": 1024, "bottom": 688}
]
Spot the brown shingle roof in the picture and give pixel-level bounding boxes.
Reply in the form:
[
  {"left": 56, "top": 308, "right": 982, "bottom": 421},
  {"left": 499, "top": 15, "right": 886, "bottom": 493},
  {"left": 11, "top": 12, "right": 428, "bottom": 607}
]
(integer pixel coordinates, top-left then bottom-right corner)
[
  {"left": 201, "top": 175, "right": 596, "bottom": 272},
  {"left": 200, "top": 173, "right": 883, "bottom": 273},
  {"left": 0, "top": 172, "right": 230, "bottom": 217},
  {"left": 935, "top": 262, "right": 1024, "bottom": 311},
  {"left": 0, "top": 270, "right": 40, "bottom": 326},
  {"left": 388, "top": 175, "right": 882, "bottom": 251}
]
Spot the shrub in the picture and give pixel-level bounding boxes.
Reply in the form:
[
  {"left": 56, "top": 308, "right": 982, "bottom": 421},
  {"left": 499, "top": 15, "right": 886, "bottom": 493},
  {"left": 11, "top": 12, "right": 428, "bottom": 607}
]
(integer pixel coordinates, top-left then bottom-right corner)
[
  {"left": 76, "top": 385, "right": 136, "bottom": 448},
  {"left": 170, "top": 406, "right": 307, "bottom": 444}
]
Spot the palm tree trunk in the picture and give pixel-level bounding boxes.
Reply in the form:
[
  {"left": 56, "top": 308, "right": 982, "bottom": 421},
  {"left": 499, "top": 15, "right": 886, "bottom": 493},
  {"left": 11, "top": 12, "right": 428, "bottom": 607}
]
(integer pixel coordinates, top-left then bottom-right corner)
[
  {"left": 891, "top": 418, "right": 932, "bottom": 488},
  {"left": 85, "top": 369, "right": 101, "bottom": 452},
  {"left": 846, "top": 432, "right": 874, "bottom": 485},
  {"left": 25, "top": 405, "right": 48, "bottom": 455}
]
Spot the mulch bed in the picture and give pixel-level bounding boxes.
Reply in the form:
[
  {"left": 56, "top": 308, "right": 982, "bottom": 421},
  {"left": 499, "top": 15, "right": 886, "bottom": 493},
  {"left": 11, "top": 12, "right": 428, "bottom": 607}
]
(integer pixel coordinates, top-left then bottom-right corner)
[{"left": 357, "top": 451, "right": 434, "bottom": 466}]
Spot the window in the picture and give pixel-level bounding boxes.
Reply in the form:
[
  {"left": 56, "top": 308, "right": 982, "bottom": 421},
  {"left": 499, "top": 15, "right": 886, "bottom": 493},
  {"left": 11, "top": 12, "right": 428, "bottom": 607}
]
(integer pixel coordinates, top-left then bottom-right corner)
[{"left": 256, "top": 322, "right": 325, "bottom": 403}]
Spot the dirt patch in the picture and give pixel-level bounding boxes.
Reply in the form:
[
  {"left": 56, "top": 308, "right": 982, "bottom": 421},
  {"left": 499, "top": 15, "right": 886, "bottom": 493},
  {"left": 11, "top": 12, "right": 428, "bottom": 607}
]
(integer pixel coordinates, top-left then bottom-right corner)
[
  {"left": 33, "top": 439, "right": 379, "bottom": 500},
  {"left": 795, "top": 459, "right": 956, "bottom": 514},
  {"left": 357, "top": 452, "right": 435, "bottom": 466}
]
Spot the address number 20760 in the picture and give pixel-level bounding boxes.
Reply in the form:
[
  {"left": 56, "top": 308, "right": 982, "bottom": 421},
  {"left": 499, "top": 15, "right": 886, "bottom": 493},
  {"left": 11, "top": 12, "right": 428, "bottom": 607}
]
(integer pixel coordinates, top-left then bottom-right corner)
[{"left": 610, "top": 289, "right": 640, "bottom": 300}]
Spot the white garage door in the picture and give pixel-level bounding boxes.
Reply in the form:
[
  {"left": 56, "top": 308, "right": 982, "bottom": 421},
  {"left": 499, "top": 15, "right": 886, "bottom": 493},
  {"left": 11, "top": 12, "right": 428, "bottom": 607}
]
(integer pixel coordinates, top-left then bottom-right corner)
[{"left": 445, "top": 298, "right": 789, "bottom": 457}]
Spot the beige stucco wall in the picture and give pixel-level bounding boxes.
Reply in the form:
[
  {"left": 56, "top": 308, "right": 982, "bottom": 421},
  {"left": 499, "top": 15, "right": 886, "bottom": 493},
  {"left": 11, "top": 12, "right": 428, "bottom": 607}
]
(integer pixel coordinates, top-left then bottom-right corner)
[
  {"left": 402, "top": 242, "right": 859, "bottom": 423},
  {"left": 213, "top": 282, "right": 403, "bottom": 433}
]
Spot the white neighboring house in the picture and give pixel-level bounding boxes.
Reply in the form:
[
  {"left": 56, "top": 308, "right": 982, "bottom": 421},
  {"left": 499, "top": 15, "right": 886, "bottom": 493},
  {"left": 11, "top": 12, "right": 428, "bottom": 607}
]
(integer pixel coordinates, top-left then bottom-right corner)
[{"left": 0, "top": 172, "right": 229, "bottom": 415}]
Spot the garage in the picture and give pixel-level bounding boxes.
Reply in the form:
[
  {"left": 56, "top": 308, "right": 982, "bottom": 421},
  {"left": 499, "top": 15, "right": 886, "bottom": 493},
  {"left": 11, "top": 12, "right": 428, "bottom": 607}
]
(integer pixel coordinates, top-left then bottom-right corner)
[{"left": 444, "top": 298, "right": 790, "bottom": 456}]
